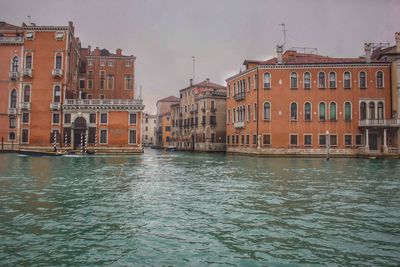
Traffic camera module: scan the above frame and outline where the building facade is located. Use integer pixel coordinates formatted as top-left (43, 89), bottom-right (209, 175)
top-left (142, 113), bottom-right (156, 146)
top-left (155, 96), bottom-right (179, 148)
top-left (170, 79), bottom-right (227, 152)
top-left (226, 43), bottom-right (399, 157)
top-left (0, 21), bottom-right (144, 154)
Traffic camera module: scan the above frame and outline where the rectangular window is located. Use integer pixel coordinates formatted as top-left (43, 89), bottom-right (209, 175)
top-left (100, 113), bottom-right (108, 124)
top-left (88, 79), bottom-right (93, 89)
top-left (246, 135), bottom-right (249, 145)
top-left (290, 134), bottom-right (298, 146)
top-left (263, 134), bottom-right (271, 146)
top-left (9, 132), bottom-right (16, 141)
top-left (330, 135), bottom-right (338, 146)
top-left (253, 134), bottom-right (257, 145)
top-left (25, 54), bottom-right (32, 69)
top-left (64, 113), bottom-right (71, 124)
top-left (211, 133), bottom-right (215, 143)
top-left (355, 134), bottom-right (363, 146)
top-left (107, 60), bottom-right (114, 67)
top-left (22, 112), bottom-right (30, 124)
top-left (100, 71), bottom-right (105, 90)
top-left (129, 130), bottom-right (137, 144)
top-left (52, 113), bottom-right (60, 124)
top-left (304, 134), bottom-right (312, 146)
top-left (87, 59), bottom-right (93, 66)
top-left (125, 75), bottom-right (133, 89)
top-left (129, 113), bottom-right (137, 124)
top-left (90, 113), bottom-right (96, 124)
top-left (227, 136), bottom-right (230, 144)
top-left (9, 117), bottom-right (16, 128)
top-left (165, 126), bottom-right (170, 132)
top-left (79, 79), bottom-right (85, 89)
top-left (319, 135), bottom-right (326, 147)
top-left (100, 60), bottom-right (106, 66)
top-left (22, 129), bottom-right (29, 143)
top-left (241, 135), bottom-right (244, 145)
top-left (125, 60), bottom-right (132, 67)
top-left (344, 134), bottom-right (352, 146)
top-left (100, 129), bottom-right (108, 144)
top-left (107, 75), bottom-right (114, 90)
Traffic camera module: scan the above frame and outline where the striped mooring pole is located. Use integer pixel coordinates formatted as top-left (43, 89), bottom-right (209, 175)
top-left (80, 133), bottom-right (84, 154)
top-left (53, 132), bottom-right (57, 152)
top-left (84, 132), bottom-right (88, 154)
top-left (94, 132), bottom-right (97, 154)
top-left (64, 132), bottom-right (68, 151)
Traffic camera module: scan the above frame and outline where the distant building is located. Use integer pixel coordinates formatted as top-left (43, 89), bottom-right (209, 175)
top-left (155, 96), bottom-right (179, 148)
top-left (226, 41), bottom-right (399, 157)
top-left (170, 79), bottom-right (227, 152)
top-left (142, 113), bottom-right (156, 146)
top-left (0, 21), bottom-right (144, 153)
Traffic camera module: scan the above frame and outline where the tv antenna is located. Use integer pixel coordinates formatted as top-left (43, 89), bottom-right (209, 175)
top-left (279, 23), bottom-right (287, 48)
top-left (28, 15), bottom-right (31, 24)
top-left (192, 56), bottom-right (195, 82)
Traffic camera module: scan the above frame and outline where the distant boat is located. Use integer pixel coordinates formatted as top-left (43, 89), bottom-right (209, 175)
top-left (166, 146), bottom-right (177, 152)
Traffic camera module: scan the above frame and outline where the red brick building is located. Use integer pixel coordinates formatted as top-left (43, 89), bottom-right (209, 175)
top-left (226, 43), bottom-right (399, 157)
top-left (0, 21), bottom-right (144, 153)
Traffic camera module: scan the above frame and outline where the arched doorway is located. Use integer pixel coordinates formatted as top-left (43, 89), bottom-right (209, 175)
top-left (73, 117), bottom-right (87, 149)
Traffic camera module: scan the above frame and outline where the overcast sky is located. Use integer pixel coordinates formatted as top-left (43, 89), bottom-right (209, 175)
top-left (1, 0), bottom-right (399, 113)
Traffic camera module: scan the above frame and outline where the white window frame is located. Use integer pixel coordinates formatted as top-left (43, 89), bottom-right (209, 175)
top-left (100, 112), bottom-right (108, 125)
top-left (376, 70), bottom-right (384, 88)
top-left (304, 133), bottom-right (312, 147)
top-left (99, 129), bottom-right (108, 144)
top-left (289, 133), bottom-right (298, 147)
top-left (303, 72), bottom-right (311, 89)
top-left (129, 129), bottom-right (137, 144)
top-left (344, 134), bottom-right (353, 147)
top-left (343, 71), bottom-right (351, 89)
top-left (52, 112), bottom-right (61, 125)
top-left (129, 113), bottom-right (137, 125)
top-left (21, 129), bottom-right (29, 144)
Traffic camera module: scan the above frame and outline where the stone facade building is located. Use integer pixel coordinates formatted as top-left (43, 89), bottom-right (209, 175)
top-left (226, 42), bottom-right (399, 157)
top-left (142, 113), bottom-right (156, 146)
top-left (0, 21), bottom-right (144, 154)
top-left (170, 79), bottom-right (227, 152)
top-left (155, 96), bottom-right (179, 148)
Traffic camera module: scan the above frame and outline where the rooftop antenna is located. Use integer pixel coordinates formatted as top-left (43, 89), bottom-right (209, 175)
top-left (192, 56), bottom-right (196, 83)
top-left (28, 15), bottom-right (31, 24)
top-left (279, 23), bottom-right (287, 49)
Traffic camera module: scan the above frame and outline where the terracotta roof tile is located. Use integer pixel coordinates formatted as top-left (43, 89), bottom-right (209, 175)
top-left (157, 96), bottom-right (180, 103)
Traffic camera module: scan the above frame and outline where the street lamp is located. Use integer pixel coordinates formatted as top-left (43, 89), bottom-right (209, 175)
top-left (326, 130), bottom-right (330, 161)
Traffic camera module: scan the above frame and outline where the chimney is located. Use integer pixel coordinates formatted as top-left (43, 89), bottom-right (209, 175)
top-left (116, 48), bottom-right (122, 56)
top-left (206, 78), bottom-right (210, 83)
top-left (88, 45), bottom-right (91, 53)
top-left (396, 32), bottom-right (400, 53)
top-left (364, 43), bottom-right (372, 63)
top-left (277, 45), bottom-right (283, 64)
top-left (190, 78), bottom-right (193, 86)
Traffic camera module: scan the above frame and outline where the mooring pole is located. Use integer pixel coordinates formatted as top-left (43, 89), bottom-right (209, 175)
top-left (326, 130), bottom-right (330, 161)
top-left (80, 133), bottom-right (83, 154)
top-left (2, 137), bottom-right (4, 151)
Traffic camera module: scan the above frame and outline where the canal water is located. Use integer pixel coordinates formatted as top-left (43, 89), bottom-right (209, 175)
top-left (0, 149), bottom-right (399, 266)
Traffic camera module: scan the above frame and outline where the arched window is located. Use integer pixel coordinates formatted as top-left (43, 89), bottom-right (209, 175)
top-left (304, 72), bottom-right (311, 89)
top-left (25, 53), bottom-right (32, 69)
top-left (290, 72), bottom-right (298, 89)
top-left (264, 73), bottom-right (271, 89)
top-left (11, 56), bottom-right (19, 72)
top-left (55, 53), bottom-right (62, 69)
top-left (360, 102), bottom-right (367, 120)
top-left (329, 72), bottom-right (336, 88)
top-left (263, 102), bottom-right (271, 120)
top-left (376, 71), bottom-right (384, 88)
top-left (344, 102), bottom-right (352, 121)
top-left (54, 85), bottom-right (61, 102)
top-left (304, 102), bottom-right (311, 121)
top-left (318, 72), bottom-right (325, 88)
top-left (23, 85), bottom-right (31, 102)
top-left (319, 102), bottom-right (326, 120)
top-left (10, 89), bottom-right (17, 108)
top-left (359, 71), bottom-right (367, 89)
top-left (377, 102), bottom-right (384, 119)
top-left (329, 102), bottom-right (337, 120)
top-left (369, 102), bottom-right (375, 119)
top-left (290, 102), bottom-right (297, 120)
top-left (343, 71), bottom-right (351, 89)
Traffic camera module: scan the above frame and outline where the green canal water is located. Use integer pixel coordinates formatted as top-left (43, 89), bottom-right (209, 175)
top-left (0, 149), bottom-right (399, 266)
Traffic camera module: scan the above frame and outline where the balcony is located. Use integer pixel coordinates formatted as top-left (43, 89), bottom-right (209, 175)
top-left (234, 92), bottom-right (245, 101)
top-left (234, 121), bottom-right (245, 128)
top-left (50, 102), bottom-right (61, 110)
top-left (23, 68), bottom-right (33, 77)
top-left (0, 36), bottom-right (24, 44)
top-left (359, 119), bottom-right (400, 128)
top-left (52, 69), bottom-right (63, 77)
top-left (9, 71), bottom-right (19, 80)
top-left (20, 102), bottom-right (31, 110)
top-left (210, 107), bottom-right (217, 113)
top-left (8, 108), bottom-right (17, 116)
top-left (63, 99), bottom-right (145, 111)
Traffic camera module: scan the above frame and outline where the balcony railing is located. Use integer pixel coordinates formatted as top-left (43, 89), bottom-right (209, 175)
top-left (9, 71), bottom-right (19, 80)
top-left (359, 119), bottom-right (400, 127)
top-left (52, 69), bottom-right (63, 77)
top-left (23, 68), bottom-right (33, 77)
top-left (0, 36), bottom-right (24, 44)
top-left (234, 121), bottom-right (245, 128)
top-left (8, 108), bottom-right (17, 116)
top-left (64, 98), bottom-right (144, 108)
top-left (20, 102), bottom-right (31, 110)
top-left (234, 92), bottom-right (245, 101)
top-left (50, 102), bottom-right (61, 110)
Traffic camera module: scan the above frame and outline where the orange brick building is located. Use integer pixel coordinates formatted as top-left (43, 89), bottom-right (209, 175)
top-left (226, 43), bottom-right (400, 157)
top-left (0, 21), bottom-right (144, 153)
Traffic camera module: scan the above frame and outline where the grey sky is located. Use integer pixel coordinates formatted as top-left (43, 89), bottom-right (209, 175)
top-left (1, 0), bottom-right (399, 113)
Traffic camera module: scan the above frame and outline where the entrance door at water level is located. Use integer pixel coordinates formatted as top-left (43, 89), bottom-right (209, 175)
top-left (369, 133), bottom-right (378, 151)
top-left (74, 130), bottom-right (86, 150)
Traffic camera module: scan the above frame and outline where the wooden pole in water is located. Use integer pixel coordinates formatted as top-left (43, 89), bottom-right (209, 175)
top-left (80, 133), bottom-right (83, 154)
top-left (53, 132), bottom-right (57, 152)
top-left (326, 130), bottom-right (330, 161)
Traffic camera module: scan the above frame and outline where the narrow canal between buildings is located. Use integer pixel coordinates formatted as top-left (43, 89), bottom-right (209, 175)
top-left (0, 149), bottom-right (399, 266)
